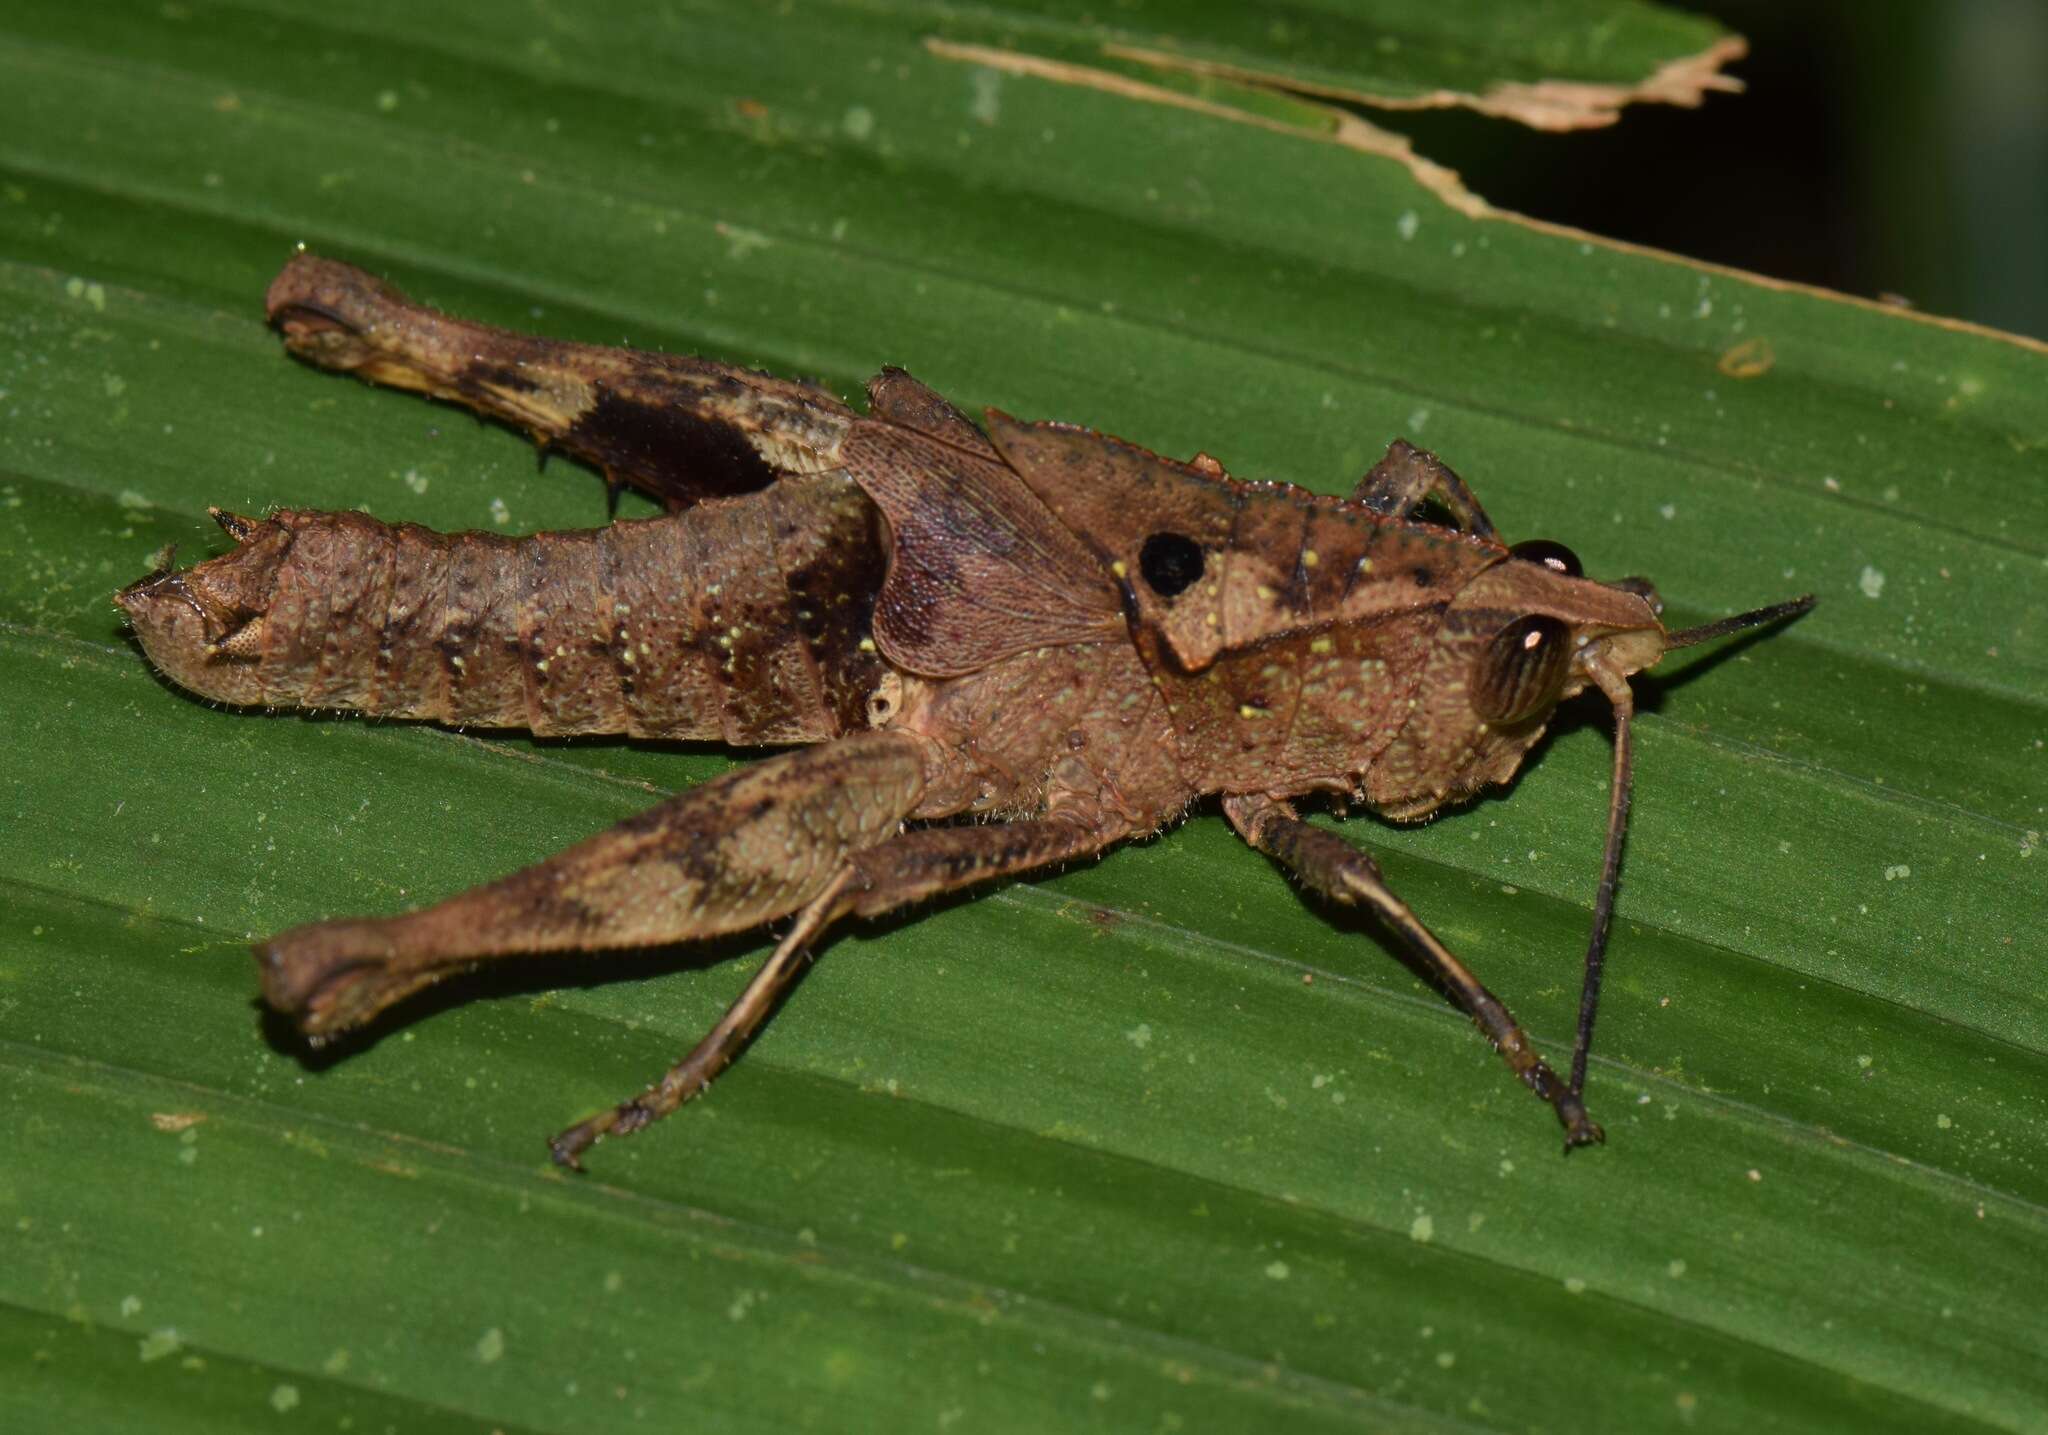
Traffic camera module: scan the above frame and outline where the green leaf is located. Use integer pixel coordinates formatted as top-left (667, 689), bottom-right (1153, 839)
top-left (4, 2), bottom-right (2044, 1432)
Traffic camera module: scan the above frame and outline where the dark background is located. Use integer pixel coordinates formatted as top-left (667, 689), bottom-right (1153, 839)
top-left (1380, 0), bottom-right (2048, 341)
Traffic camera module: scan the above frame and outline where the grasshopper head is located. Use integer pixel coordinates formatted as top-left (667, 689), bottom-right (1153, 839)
top-left (1368, 537), bottom-right (1812, 819)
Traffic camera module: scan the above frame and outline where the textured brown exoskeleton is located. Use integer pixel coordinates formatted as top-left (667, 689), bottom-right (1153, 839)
top-left (119, 254), bottom-right (1814, 1168)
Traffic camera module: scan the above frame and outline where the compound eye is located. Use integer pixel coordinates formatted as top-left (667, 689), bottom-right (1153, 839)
top-left (1471, 614), bottom-right (1572, 725)
top-left (1138, 531), bottom-right (1205, 598)
top-left (1508, 538), bottom-right (1583, 579)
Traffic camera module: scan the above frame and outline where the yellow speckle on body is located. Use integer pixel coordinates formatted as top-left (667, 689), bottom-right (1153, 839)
top-left (1301, 549), bottom-right (1318, 567)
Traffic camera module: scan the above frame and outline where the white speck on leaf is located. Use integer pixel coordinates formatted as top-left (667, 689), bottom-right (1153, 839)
top-left (66, 276), bottom-right (108, 311)
top-left (269, 1384), bottom-right (300, 1413)
top-left (1858, 565), bottom-right (1886, 599)
top-left (474, 1327), bottom-right (505, 1364)
top-left (969, 69), bottom-right (1002, 124)
top-left (1409, 1213), bottom-right (1434, 1244)
top-left (1396, 210), bottom-right (1419, 241)
top-left (1265, 1260), bottom-right (1290, 1280)
top-left (1125, 1022), bottom-right (1152, 1050)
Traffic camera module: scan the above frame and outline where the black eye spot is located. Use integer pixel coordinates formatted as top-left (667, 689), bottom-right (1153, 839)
top-left (1508, 538), bottom-right (1583, 578)
top-left (1139, 531), bottom-right (1205, 598)
top-left (1471, 614), bottom-right (1572, 725)
top-left (1412, 565), bottom-right (1434, 589)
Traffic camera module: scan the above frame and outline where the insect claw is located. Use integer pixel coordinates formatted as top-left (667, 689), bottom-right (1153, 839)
top-left (548, 1109), bottom-right (619, 1171)
top-left (1553, 1084), bottom-right (1606, 1153)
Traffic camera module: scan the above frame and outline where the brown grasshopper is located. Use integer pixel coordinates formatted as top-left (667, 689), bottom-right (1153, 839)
top-left (118, 254), bottom-right (1812, 1169)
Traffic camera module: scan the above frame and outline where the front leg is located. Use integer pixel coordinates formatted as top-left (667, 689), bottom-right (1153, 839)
top-left (1223, 793), bottom-right (1602, 1152)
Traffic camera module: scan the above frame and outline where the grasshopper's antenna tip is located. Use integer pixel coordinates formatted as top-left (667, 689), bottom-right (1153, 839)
top-left (1667, 593), bottom-right (1815, 650)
